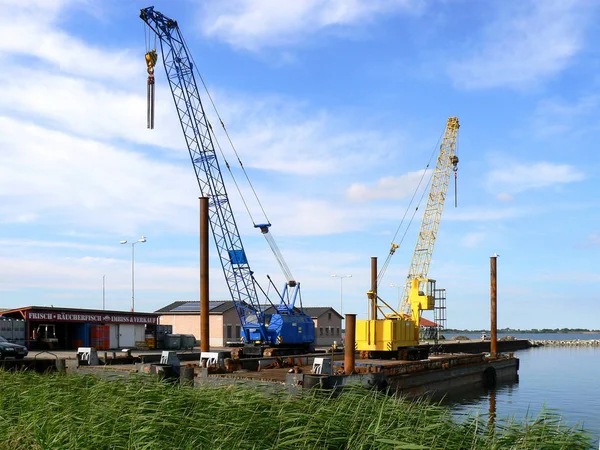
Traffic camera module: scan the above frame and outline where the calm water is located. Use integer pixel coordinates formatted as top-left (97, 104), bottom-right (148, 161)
top-left (438, 335), bottom-right (600, 445)
top-left (443, 332), bottom-right (600, 341)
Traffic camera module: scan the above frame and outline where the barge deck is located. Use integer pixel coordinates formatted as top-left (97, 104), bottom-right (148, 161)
top-left (198, 351), bottom-right (519, 398)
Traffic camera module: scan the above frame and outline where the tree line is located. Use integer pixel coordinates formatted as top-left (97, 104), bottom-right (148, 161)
top-left (444, 327), bottom-right (600, 334)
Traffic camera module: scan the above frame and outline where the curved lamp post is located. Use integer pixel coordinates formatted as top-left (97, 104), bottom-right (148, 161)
top-left (120, 236), bottom-right (147, 312)
top-left (389, 282), bottom-right (402, 305)
top-left (331, 274), bottom-right (352, 316)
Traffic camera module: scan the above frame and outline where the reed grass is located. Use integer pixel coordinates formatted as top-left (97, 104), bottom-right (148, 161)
top-left (0, 371), bottom-right (593, 449)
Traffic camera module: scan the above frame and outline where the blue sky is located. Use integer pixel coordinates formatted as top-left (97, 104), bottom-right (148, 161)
top-left (1, 0), bottom-right (599, 330)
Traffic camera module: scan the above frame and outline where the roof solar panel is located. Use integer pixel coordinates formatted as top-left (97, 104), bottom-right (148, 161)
top-left (170, 301), bottom-right (225, 312)
top-left (209, 301), bottom-right (225, 310)
top-left (172, 302), bottom-right (199, 312)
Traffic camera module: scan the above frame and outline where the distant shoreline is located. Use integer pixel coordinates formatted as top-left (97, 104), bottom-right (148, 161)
top-left (444, 329), bottom-right (600, 334)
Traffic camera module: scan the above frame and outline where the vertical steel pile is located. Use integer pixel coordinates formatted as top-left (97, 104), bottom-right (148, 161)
top-left (344, 314), bottom-right (356, 375)
top-left (200, 197), bottom-right (210, 353)
top-left (490, 255), bottom-right (498, 358)
top-left (370, 257), bottom-right (378, 320)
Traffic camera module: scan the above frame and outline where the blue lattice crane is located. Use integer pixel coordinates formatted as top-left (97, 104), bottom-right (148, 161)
top-left (140, 6), bottom-right (315, 355)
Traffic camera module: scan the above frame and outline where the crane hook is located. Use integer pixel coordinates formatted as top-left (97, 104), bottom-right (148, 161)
top-left (145, 50), bottom-right (157, 74)
top-left (451, 155), bottom-right (459, 207)
top-left (145, 50), bottom-right (157, 129)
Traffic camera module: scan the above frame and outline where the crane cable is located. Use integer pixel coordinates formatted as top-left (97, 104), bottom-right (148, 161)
top-left (180, 34), bottom-right (271, 228)
top-left (180, 34), bottom-right (296, 283)
top-left (454, 134), bottom-right (460, 208)
top-left (144, 23), bottom-right (156, 52)
top-left (376, 128), bottom-right (445, 287)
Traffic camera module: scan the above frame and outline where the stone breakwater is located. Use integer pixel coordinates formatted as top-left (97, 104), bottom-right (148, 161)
top-left (530, 339), bottom-right (600, 347)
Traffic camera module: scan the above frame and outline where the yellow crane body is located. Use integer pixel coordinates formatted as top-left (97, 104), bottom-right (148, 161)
top-left (356, 116), bottom-right (459, 359)
top-left (355, 317), bottom-right (417, 352)
top-left (356, 278), bottom-right (436, 355)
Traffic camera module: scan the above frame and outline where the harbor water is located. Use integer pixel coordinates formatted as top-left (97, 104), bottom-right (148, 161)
top-left (440, 333), bottom-right (600, 444)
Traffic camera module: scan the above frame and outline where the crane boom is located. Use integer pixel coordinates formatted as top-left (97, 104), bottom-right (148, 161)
top-left (400, 117), bottom-right (459, 314)
top-left (356, 117), bottom-right (460, 359)
top-left (140, 7), bottom-right (314, 349)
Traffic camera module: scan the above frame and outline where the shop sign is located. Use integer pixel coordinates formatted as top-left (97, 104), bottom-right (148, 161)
top-left (25, 310), bottom-right (157, 324)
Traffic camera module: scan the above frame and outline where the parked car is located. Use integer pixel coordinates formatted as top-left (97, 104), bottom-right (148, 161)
top-left (0, 336), bottom-right (28, 360)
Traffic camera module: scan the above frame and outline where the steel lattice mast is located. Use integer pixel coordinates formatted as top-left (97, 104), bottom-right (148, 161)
top-left (400, 117), bottom-right (459, 314)
top-left (140, 7), bottom-right (269, 342)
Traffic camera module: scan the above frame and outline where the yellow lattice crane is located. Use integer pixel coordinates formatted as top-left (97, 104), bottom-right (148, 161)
top-left (355, 117), bottom-right (460, 360)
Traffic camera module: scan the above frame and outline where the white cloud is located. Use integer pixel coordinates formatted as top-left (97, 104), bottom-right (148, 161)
top-left (0, 253), bottom-right (216, 299)
top-left (0, 0), bottom-right (71, 10)
top-left (0, 239), bottom-right (115, 254)
top-left (0, 1), bottom-right (184, 154)
top-left (445, 207), bottom-right (524, 222)
top-left (269, 199), bottom-right (362, 236)
top-left (0, 0), bottom-right (138, 82)
top-left (448, 0), bottom-right (593, 89)
top-left (587, 234), bottom-right (600, 247)
top-left (0, 0), bottom-right (407, 193)
top-left (532, 94), bottom-right (600, 138)
top-left (199, 0), bottom-right (420, 51)
top-left (346, 170), bottom-right (429, 202)
top-left (461, 232), bottom-right (486, 248)
top-left (0, 63), bottom-right (401, 177)
top-left (0, 68), bottom-right (182, 151)
top-left (0, 117), bottom-right (198, 234)
top-left (487, 161), bottom-right (585, 194)
top-left (210, 94), bottom-right (402, 176)
top-left (496, 193), bottom-right (514, 202)
top-left (0, 114), bottom-right (403, 241)
top-left (534, 271), bottom-right (600, 283)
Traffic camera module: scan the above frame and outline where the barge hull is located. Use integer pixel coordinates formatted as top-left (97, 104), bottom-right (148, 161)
top-left (287, 354), bottom-right (519, 398)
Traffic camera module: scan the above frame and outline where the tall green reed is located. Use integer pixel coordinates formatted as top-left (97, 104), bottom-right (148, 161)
top-left (0, 371), bottom-right (593, 450)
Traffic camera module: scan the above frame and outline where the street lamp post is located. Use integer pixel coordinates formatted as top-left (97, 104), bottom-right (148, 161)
top-left (390, 282), bottom-right (403, 305)
top-left (120, 236), bottom-right (147, 312)
top-left (331, 274), bottom-right (352, 316)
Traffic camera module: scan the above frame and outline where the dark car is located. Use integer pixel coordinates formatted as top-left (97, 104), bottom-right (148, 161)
top-left (0, 336), bottom-right (28, 360)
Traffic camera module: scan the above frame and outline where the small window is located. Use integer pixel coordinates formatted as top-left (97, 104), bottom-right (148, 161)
top-left (328, 312), bottom-right (332, 320)
top-left (226, 325), bottom-right (232, 339)
top-left (336, 327), bottom-right (340, 336)
top-left (235, 325), bottom-right (241, 339)
top-left (320, 327), bottom-right (323, 336)
top-left (325, 328), bottom-right (329, 335)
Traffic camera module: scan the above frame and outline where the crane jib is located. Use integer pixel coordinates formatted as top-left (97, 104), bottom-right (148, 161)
top-left (400, 117), bottom-right (459, 313)
top-left (140, 6), bottom-right (315, 350)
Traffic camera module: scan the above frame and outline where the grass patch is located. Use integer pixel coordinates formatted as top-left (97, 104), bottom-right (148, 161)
top-left (0, 371), bottom-right (593, 449)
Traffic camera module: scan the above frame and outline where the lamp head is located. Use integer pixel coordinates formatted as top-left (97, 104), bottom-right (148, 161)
top-left (120, 240), bottom-right (127, 244)
top-left (139, 236), bottom-right (147, 243)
